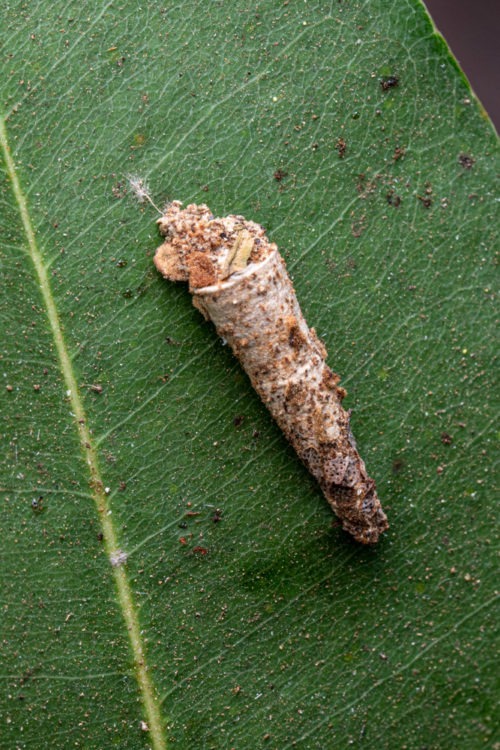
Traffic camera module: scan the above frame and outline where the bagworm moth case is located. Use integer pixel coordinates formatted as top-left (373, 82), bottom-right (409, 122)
top-left (154, 201), bottom-right (388, 544)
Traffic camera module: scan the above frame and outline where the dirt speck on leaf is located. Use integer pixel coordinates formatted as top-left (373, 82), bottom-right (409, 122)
top-left (212, 509), bottom-right (223, 523)
top-left (418, 195), bottom-right (432, 209)
top-left (387, 191), bottom-right (402, 208)
top-left (392, 458), bottom-right (405, 474)
top-left (335, 138), bottom-right (346, 158)
top-left (380, 75), bottom-right (399, 91)
top-left (273, 169), bottom-right (288, 182)
top-left (459, 153), bottom-right (475, 169)
top-left (351, 215), bottom-right (366, 237)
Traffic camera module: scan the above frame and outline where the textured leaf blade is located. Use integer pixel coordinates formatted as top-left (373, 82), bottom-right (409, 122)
top-left (1, 1), bottom-right (498, 748)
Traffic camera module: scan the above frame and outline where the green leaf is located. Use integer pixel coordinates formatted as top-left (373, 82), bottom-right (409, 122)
top-left (1, 1), bottom-right (498, 747)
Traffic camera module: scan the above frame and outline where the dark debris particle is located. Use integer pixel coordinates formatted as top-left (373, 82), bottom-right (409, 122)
top-left (392, 458), bottom-right (405, 475)
top-left (392, 146), bottom-right (405, 161)
top-left (440, 432), bottom-right (453, 445)
top-left (212, 509), bottom-right (223, 523)
top-left (31, 496), bottom-right (44, 513)
top-left (233, 415), bottom-right (245, 427)
top-left (335, 138), bottom-right (346, 158)
top-left (273, 169), bottom-right (288, 182)
top-left (112, 182), bottom-right (127, 199)
top-left (418, 195), bottom-right (432, 209)
top-left (116, 259), bottom-right (128, 268)
top-left (459, 153), bottom-right (475, 169)
top-left (356, 173), bottom-right (365, 193)
top-left (178, 522), bottom-right (188, 529)
top-left (380, 75), bottom-right (399, 91)
top-left (386, 191), bottom-right (401, 208)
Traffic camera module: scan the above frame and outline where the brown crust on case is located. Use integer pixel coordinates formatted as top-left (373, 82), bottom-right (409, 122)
top-left (187, 252), bottom-right (217, 289)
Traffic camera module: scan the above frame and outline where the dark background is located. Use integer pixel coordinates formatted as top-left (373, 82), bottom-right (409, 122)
top-left (424, 0), bottom-right (499, 131)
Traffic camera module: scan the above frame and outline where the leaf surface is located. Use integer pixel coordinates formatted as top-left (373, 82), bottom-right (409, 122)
top-left (1, 1), bottom-right (498, 747)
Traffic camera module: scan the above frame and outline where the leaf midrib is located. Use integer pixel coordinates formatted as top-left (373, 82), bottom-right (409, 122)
top-left (0, 112), bottom-right (167, 750)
